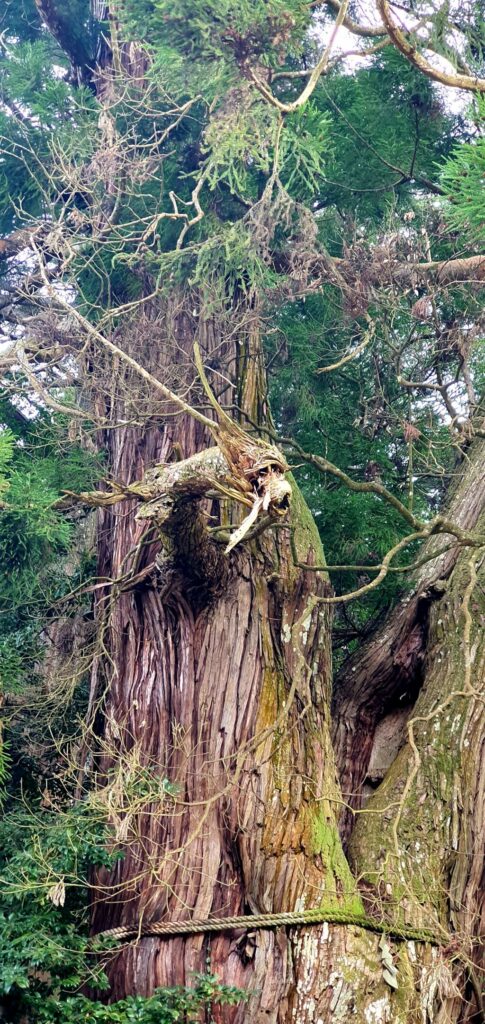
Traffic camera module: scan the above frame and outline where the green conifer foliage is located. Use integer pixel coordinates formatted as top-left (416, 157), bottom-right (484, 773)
top-left (0, 409), bottom-right (98, 689)
top-left (441, 98), bottom-right (485, 244)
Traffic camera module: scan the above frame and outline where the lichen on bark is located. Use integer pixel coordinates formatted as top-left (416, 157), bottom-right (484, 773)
top-left (348, 517), bottom-right (485, 1016)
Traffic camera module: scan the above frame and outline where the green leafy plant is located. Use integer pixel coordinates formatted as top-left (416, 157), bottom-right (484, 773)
top-left (0, 803), bottom-right (246, 1022)
top-left (27, 975), bottom-right (246, 1023)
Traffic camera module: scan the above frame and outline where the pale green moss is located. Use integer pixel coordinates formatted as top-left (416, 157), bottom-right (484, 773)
top-left (393, 945), bottom-right (420, 1018)
top-left (311, 809), bottom-right (364, 912)
top-left (288, 475), bottom-right (327, 571)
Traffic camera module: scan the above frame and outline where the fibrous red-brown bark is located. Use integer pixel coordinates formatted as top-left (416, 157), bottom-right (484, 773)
top-left (85, 306), bottom-right (364, 1021)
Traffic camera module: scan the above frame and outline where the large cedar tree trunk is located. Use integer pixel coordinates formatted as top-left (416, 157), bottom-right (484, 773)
top-left (86, 307), bottom-right (353, 1020)
top-left (85, 300), bottom-right (484, 1022)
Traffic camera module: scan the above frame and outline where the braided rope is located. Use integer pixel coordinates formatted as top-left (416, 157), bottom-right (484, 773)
top-left (95, 907), bottom-right (444, 946)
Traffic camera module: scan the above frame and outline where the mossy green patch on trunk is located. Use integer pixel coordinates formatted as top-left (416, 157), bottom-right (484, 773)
top-left (309, 805), bottom-right (364, 911)
top-left (289, 476), bottom-right (327, 573)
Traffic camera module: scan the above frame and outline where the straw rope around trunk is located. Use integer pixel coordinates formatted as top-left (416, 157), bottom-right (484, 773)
top-left (94, 906), bottom-right (445, 946)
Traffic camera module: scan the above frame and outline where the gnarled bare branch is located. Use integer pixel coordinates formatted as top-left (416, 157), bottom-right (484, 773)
top-left (376, 0), bottom-right (485, 92)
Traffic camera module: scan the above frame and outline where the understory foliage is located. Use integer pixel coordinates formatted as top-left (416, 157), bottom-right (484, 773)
top-left (0, 806), bottom-right (243, 1020)
top-left (0, 414), bottom-right (102, 1020)
top-left (0, 0), bottom-right (484, 1020)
